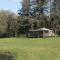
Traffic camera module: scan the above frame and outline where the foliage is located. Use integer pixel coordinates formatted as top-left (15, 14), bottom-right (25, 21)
top-left (29, 0), bottom-right (48, 16)
top-left (0, 10), bottom-right (18, 37)
top-left (17, 17), bottom-right (31, 34)
top-left (0, 0), bottom-right (60, 37)
top-left (18, 0), bottom-right (48, 34)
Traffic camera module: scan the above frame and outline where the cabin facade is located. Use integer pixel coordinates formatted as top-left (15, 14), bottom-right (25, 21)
top-left (27, 28), bottom-right (54, 38)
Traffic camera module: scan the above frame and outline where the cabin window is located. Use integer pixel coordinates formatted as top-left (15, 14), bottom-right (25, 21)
top-left (45, 31), bottom-right (48, 33)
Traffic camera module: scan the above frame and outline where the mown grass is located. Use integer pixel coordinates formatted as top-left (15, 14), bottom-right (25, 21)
top-left (0, 37), bottom-right (60, 60)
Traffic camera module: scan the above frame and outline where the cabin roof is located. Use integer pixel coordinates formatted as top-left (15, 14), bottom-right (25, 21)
top-left (29, 28), bottom-right (52, 32)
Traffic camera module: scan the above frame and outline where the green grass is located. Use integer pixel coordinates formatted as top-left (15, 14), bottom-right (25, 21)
top-left (0, 37), bottom-right (60, 60)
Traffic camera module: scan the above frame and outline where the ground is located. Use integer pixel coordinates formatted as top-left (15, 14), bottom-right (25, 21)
top-left (0, 37), bottom-right (60, 60)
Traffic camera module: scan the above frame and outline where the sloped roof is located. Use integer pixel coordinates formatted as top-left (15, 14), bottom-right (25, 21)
top-left (29, 28), bottom-right (51, 31)
top-left (38, 28), bottom-right (50, 31)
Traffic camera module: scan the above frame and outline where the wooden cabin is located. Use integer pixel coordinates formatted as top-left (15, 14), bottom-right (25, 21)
top-left (27, 28), bottom-right (54, 38)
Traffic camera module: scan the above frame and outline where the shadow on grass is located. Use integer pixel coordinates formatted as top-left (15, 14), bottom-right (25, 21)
top-left (0, 51), bottom-right (16, 60)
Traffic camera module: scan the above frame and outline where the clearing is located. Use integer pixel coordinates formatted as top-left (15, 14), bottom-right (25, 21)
top-left (0, 37), bottom-right (60, 60)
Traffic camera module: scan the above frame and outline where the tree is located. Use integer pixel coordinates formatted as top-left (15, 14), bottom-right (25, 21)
top-left (50, 13), bottom-right (60, 35)
top-left (17, 17), bottom-right (31, 34)
top-left (0, 10), bottom-right (18, 37)
top-left (18, 0), bottom-right (48, 32)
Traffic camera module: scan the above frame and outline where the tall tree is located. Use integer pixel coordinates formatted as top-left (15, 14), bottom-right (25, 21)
top-left (18, 0), bottom-right (48, 33)
top-left (0, 10), bottom-right (18, 37)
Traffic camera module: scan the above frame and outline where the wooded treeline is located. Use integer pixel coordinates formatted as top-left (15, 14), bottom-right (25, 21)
top-left (0, 0), bottom-right (60, 37)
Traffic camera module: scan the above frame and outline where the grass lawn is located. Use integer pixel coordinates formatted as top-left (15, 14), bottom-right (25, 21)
top-left (0, 37), bottom-right (60, 60)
